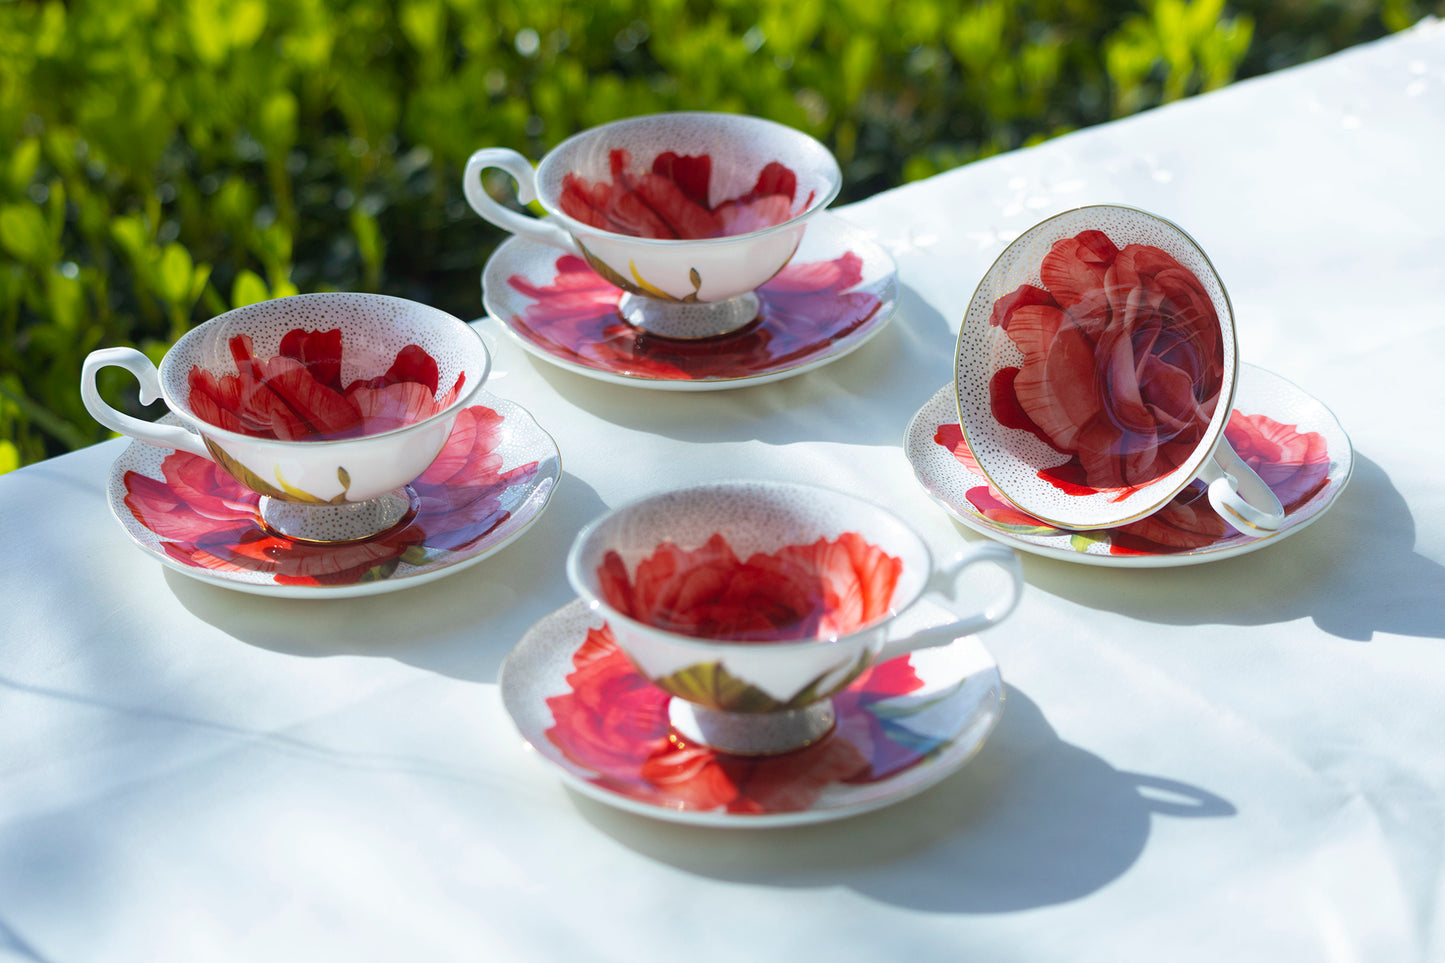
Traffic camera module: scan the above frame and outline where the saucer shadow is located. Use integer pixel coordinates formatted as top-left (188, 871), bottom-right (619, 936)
top-left (570, 687), bottom-right (1234, 914)
top-left (163, 471), bottom-right (610, 684)
top-left (522, 282), bottom-right (955, 449)
top-left (1020, 453), bottom-right (1445, 642)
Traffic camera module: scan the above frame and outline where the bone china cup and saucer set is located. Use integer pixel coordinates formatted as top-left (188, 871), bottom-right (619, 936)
top-left (81, 113), bottom-right (1352, 823)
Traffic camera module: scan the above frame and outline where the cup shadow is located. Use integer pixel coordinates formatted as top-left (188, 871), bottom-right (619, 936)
top-left (1018, 453), bottom-right (1444, 642)
top-left (569, 687), bottom-right (1234, 914)
top-left (162, 471), bottom-right (610, 684)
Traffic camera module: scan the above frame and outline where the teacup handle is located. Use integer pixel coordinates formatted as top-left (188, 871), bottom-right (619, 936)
top-left (1199, 439), bottom-right (1284, 535)
top-left (81, 347), bottom-right (210, 459)
top-left (879, 542), bottom-right (1023, 661)
top-left (463, 148), bottom-right (581, 256)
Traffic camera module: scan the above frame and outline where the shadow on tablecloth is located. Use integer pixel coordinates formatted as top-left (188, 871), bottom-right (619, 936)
top-left (569, 686), bottom-right (1234, 913)
top-left (1020, 454), bottom-right (1444, 642)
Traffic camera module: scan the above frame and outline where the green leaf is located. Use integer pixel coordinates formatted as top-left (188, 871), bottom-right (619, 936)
top-left (0, 204), bottom-right (52, 267)
top-left (5, 139), bottom-right (41, 197)
top-left (231, 270), bottom-right (269, 308)
top-left (256, 90), bottom-right (299, 155)
top-left (45, 270), bottom-right (86, 332)
top-left (156, 243), bottom-right (195, 305)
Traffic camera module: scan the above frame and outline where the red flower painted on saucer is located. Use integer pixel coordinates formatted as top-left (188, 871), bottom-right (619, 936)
top-left (544, 625), bottom-right (929, 814)
top-left (595, 531), bottom-right (903, 643)
top-left (505, 251), bottom-right (881, 380)
top-left (186, 328), bottom-right (465, 441)
top-left (989, 230), bottom-right (1225, 493)
top-left (934, 410), bottom-right (1330, 556)
top-left (122, 406), bottom-right (537, 586)
top-left (559, 149), bottom-right (807, 240)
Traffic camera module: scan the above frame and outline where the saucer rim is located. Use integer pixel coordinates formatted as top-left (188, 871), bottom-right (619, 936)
top-left (499, 599), bottom-right (1004, 829)
top-left (105, 391), bottom-right (561, 599)
top-left (480, 211), bottom-right (899, 392)
top-left (905, 363), bottom-right (1353, 569)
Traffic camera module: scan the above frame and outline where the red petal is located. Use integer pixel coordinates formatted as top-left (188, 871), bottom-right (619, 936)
top-left (989, 284), bottom-right (1057, 331)
top-left (1040, 230), bottom-right (1118, 312)
top-left (714, 194), bottom-right (793, 236)
top-left (278, 328), bottom-right (344, 392)
top-left (650, 151), bottom-right (712, 207)
top-left (558, 173), bottom-right (617, 231)
top-left (626, 173), bottom-right (723, 239)
top-left (255, 356), bottom-right (364, 439)
top-left (747, 162), bottom-right (797, 202)
top-left (346, 382), bottom-right (442, 435)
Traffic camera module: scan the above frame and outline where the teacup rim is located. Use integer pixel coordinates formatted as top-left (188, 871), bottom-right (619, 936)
top-left (565, 479), bottom-right (933, 652)
top-left (157, 292), bottom-right (491, 448)
top-left (532, 110), bottom-right (843, 246)
top-left (953, 202), bottom-right (1241, 530)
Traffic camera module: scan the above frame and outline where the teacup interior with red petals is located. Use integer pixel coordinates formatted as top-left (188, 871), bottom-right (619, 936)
top-left (573, 483), bottom-right (929, 645)
top-left (162, 294), bottom-right (485, 442)
top-left (955, 206), bottom-right (1238, 531)
top-left (538, 113), bottom-right (840, 241)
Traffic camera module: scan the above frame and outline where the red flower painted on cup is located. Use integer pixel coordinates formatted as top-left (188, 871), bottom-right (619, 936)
top-left (989, 231), bottom-right (1224, 493)
top-left (559, 149), bottom-right (808, 240)
top-left (186, 328), bottom-right (465, 441)
top-left (597, 531), bottom-right (902, 643)
top-left (122, 406), bottom-right (537, 586)
top-left (506, 251), bottom-right (881, 380)
top-left (544, 625), bottom-right (928, 814)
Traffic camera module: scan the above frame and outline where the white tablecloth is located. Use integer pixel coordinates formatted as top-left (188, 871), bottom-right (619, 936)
top-left (2, 23), bottom-right (1443, 963)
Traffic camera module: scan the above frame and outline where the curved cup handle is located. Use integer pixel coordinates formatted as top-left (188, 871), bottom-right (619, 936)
top-left (879, 542), bottom-right (1023, 662)
top-left (463, 148), bottom-right (580, 255)
top-left (80, 347), bottom-right (210, 459)
top-left (1199, 439), bottom-right (1284, 535)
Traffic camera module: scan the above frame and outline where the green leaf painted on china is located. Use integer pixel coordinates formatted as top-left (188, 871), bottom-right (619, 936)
top-left (1070, 531), bottom-right (1109, 553)
top-left (653, 651), bottom-right (865, 713)
top-left (399, 545), bottom-right (431, 566)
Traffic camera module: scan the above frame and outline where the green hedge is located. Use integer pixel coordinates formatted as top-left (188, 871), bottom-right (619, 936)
top-left (0, 0), bottom-right (1431, 470)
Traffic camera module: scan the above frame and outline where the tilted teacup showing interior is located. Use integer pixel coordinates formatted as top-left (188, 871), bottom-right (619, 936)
top-left (566, 481), bottom-right (1023, 756)
top-left (465, 111), bottom-right (842, 340)
top-left (81, 293), bottom-right (490, 543)
top-left (954, 204), bottom-right (1285, 536)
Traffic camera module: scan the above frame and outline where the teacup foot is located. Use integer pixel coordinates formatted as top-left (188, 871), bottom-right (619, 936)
top-left (668, 698), bottom-right (836, 756)
top-left (617, 291), bottom-right (760, 340)
top-left (259, 486), bottom-right (418, 544)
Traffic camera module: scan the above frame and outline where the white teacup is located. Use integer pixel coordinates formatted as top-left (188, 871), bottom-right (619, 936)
top-left (81, 293), bottom-right (490, 542)
top-left (566, 481), bottom-right (1023, 755)
top-left (465, 112), bottom-right (842, 339)
top-left (955, 205), bottom-right (1285, 536)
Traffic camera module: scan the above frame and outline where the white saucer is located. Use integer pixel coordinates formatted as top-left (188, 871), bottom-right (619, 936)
top-left (107, 392), bottom-right (560, 597)
top-left (500, 600), bottom-right (1003, 828)
top-left (906, 364), bottom-right (1353, 567)
top-left (481, 212), bottom-right (898, 390)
